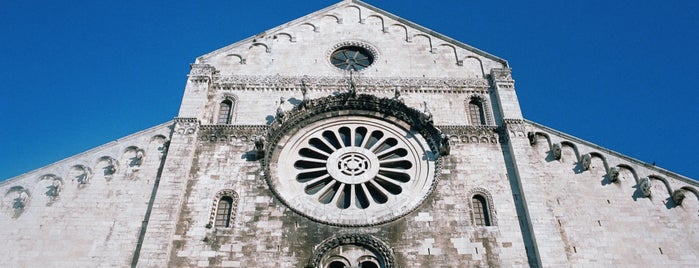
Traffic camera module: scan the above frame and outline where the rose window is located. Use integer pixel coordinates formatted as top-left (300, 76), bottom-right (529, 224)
top-left (269, 115), bottom-right (436, 226)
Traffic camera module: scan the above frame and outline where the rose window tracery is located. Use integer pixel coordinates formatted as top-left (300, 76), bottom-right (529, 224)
top-left (269, 115), bottom-right (436, 226)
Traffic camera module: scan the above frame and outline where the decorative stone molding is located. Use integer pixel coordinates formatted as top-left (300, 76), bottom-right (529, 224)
top-left (437, 125), bottom-right (499, 144)
top-left (262, 93), bottom-right (443, 226)
top-left (609, 167), bottom-right (620, 183)
top-left (308, 233), bottom-right (395, 268)
top-left (198, 125), bottom-right (268, 143)
top-left (6, 186), bottom-right (30, 218)
top-left (189, 64), bottom-right (216, 83)
top-left (671, 189), bottom-right (685, 205)
top-left (639, 177), bottom-right (652, 197)
top-left (467, 187), bottom-right (498, 226)
top-left (40, 174), bottom-right (64, 202)
top-left (552, 143), bottom-right (562, 160)
top-left (206, 189), bottom-right (239, 229)
top-left (491, 68), bottom-right (513, 82)
top-left (174, 117), bottom-right (199, 136)
top-left (581, 154), bottom-right (592, 171)
top-left (527, 132), bottom-right (537, 145)
top-left (212, 74), bottom-right (490, 91)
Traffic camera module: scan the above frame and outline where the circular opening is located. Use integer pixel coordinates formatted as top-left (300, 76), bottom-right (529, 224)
top-left (270, 115), bottom-right (437, 226)
top-left (330, 46), bottom-right (374, 71)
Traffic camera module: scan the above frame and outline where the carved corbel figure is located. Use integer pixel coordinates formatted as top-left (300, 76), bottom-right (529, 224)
top-left (300, 81), bottom-right (310, 109)
top-left (393, 87), bottom-right (404, 103)
top-left (13, 191), bottom-right (29, 211)
top-left (672, 189), bottom-right (686, 205)
top-left (422, 101), bottom-right (433, 125)
top-left (135, 151), bottom-right (145, 167)
top-left (551, 143), bottom-right (562, 160)
top-left (608, 167), bottom-right (620, 182)
top-left (527, 132), bottom-right (537, 146)
top-left (439, 134), bottom-right (450, 156)
top-left (581, 154), bottom-right (592, 171)
top-left (105, 158), bottom-right (118, 175)
top-left (254, 136), bottom-right (266, 160)
top-left (276, 97), bottom-right (286, 124)
top-left (46, 180), bottom-right (63, 200)
top-left (639, 177), bottom-right (651, 197)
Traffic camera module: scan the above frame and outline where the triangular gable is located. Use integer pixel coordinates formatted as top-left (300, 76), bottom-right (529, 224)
top-left (195, 0), bottom-right (507, 78)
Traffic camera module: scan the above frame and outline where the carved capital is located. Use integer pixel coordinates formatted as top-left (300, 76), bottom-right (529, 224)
top-left (491, 68), bottom-right (513, 82)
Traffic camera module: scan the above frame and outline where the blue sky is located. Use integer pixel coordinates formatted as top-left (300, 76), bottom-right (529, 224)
top-left (0, 0), bottom-right (697, 180)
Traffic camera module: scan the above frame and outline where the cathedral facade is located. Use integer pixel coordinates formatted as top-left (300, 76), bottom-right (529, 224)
top-left (1, 1), bottom-right (697, 267)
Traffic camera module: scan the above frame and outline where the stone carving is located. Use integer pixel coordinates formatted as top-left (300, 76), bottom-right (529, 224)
top-left (41, 174), bottom-right (64, 202)
top-left (491, 68), bottom-right (513, 82)
top-left (261, 93), bottom-right (443, 226)
top-left (71, 165), bottom-right (92, 186)
top-left (552, 143), bottom-right (562, 160)
top-left (213, 75), bottom-right (490, 91)
top-left (466, 187), bottom-right (499, 226)
top-left (392, 87), bottom-right (404, 103)
top-left (609, 167), bottom-right (620, 183)
top-left (206, 189), bottom-right (239, 229)
top-left (527, 132), bottom-right (537, 145)
top-left (438, 125), bottom-right (500, 144)
top-left (639, 177), bottom-right (652, 197)
top-left (308, 233), bottom-right (395, 268)
top-left (439, 134), bottom-right (451, 156)
top-left (174, 117), bottom-right (199, 135)
top-left (672, 189), bottom-right (686, 205)
top-left (421, 101), bottom-right (433, 125)
top-left (199, 125), bottom-right (268, 143)
top-left (276, 97), bottom-right (286, 124)
top-left (253, 136), bottom-right (266, 160)
top-left (6, 186), bottom-right (30, 218)
top-left (581, 154), bottom-right (592, 171)
top-left (300, 80), bottom-right (310, 109)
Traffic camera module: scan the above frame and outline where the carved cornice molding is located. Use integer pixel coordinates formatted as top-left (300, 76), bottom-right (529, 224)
top-left (438, 125), bottom-right (500, 144)
top-left (198, 125), bottom-right (268, 143)
top-left (174, 117), bottom-right (199, 136)
top-left (211, 75), bottom-right (490, 92)
top-left (491, 68), bottom-right (513, 83)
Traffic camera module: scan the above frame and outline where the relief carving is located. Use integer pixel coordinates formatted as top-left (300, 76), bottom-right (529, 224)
top-left (581, 154), bottom-right (592, 171)
top-left (639, 177), bottom-right (652, 197)
top-left (609, 167), bottom-right (620, 183)
top-left (6, 186), bottom-right (30, 218)
top-left (41, 174), bottom-right (64, 204)
top-left (672, 189), bottom-right (686, 205)
top-left (552, 143), bottom-right (562, 160)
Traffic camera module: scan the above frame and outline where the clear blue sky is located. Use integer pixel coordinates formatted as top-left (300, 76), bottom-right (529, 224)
top-left (1, 0), bottom-right (697, 180)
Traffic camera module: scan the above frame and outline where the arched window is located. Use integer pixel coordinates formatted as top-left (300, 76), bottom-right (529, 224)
top-left (469, 99), bottom-right (486, 125)
top-left (215, 196), bottom-right (233, 228)
top-left (472, 195), bottom-right (491, 226)
top-left (217, 100), bottom-right (234, 124)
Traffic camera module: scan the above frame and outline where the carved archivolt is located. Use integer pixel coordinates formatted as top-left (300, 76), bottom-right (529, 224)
top-left (467, 187), bottom-right (498, 226)
top-left (207, 189), bottom-right (239, 229)
top-left (308, 233), bottom-right (395, 268)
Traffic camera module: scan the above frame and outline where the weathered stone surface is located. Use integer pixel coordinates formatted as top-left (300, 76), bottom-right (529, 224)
top-left (1, 1), bottom-right (697, 267)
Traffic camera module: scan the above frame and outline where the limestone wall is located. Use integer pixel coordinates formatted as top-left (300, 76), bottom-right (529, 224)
top-left (513, 121), bottom-right (698, 267)
top-left (166, 123), bottom-right (530, 267)
top-left (0, 122), bottom-right (173, 267)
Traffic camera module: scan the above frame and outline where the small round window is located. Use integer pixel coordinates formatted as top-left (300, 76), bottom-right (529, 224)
top-left (330, 46), bottom-right (374, 71)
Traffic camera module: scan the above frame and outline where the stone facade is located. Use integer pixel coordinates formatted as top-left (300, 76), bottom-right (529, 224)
top-left (0, 1), bottom-right (696, 267)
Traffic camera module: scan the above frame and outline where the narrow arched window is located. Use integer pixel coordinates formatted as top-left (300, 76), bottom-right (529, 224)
top-left (217, 100), bottom-right (233, 124)
top-left (215, 196), bottom-right (233, 228)
top-left (472, 195), bottom-right (491, 226)
top-left (469, 100), bottom-right (486, 125)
